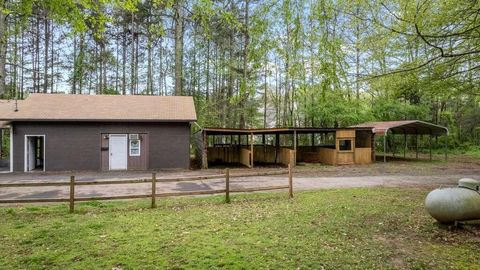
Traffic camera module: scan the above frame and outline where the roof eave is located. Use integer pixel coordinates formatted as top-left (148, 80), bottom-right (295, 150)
top-left (3, 119), bottom-right (197, 123)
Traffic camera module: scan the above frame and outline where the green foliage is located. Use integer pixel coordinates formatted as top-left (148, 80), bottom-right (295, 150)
top-left (0, 129), bottom-right (9, 160)
top-left (99, 88), bottom-right (119, 95)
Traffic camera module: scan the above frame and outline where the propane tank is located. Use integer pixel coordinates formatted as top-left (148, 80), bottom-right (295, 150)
top-left (425, 178), bottom-right (480, 224)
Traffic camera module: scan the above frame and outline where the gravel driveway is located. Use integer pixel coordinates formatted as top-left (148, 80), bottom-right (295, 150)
top-left (0, 167), bottom-right (477, 202)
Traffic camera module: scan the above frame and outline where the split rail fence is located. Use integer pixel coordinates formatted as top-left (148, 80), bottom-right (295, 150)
top-left (0, 165), bottom-right (294, 212)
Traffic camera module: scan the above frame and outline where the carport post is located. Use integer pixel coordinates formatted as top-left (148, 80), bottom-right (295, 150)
top-left (429, 135), bottom-right (433, 161)
top-left (445, 135), bottom-right (448, 161)
top-left (415, 134), bottom-right (419, 159)
top-left (250, 133), bottom-right (254, 168)
top-left (293, 130), bottom-right (297, 165)
top-left (392, 135), bottom-right (395, 158)
top-left (403, 133), bottom-right (407, 158)
top-left (383, 133), bottom-right (387, 163)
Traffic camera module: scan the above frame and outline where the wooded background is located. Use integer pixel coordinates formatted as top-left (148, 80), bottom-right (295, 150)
top-left (0, 0), bottom-right (479, 148)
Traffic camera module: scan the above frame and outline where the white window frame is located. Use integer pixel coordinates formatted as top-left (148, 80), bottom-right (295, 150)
top-left (129, 136), bottom-right (141, 157)
top-left (24, 134), bottom-right (46, 172)
top-left (337, 138), bottom-right (354, 153)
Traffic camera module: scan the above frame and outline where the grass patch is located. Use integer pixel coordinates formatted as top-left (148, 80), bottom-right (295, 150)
top-left (1, 188), bottom-right (480, 269)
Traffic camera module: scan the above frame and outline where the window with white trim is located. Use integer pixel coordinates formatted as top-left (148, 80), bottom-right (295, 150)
top-left (338, 139), bottom-right (353, 151)
top-left (129, 135), bottom-right (141, 156)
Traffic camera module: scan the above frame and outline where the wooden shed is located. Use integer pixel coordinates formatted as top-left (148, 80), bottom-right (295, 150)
top-left (194, 127), bottom-right (374, 169)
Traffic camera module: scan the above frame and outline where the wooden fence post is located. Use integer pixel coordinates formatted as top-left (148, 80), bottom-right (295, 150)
top-left (151, 173), bottom-right (157, 208)
top-left (288, 164), bottom-right (293, 198)
top-left (225, 168), bottom-right (230, 203)
top-left (69, 176), bottom-right (75, 213)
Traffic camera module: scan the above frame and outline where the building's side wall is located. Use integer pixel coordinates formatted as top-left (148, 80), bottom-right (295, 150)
top-left (335, 129), bottom-right (355, 165)
top-left (12, 122), bottom-right (190, 171)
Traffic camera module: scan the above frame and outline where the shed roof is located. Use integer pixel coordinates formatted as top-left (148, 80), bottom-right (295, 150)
top-left (351, 120), bottom-right (448, 136)
top-left (201, 127), bottom-right (371, 135)
top-left (0, 94), bottom-right (197, 122)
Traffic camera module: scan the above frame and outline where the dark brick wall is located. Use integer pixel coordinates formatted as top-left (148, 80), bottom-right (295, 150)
top-left (12, 122), bottom-right (190, 171)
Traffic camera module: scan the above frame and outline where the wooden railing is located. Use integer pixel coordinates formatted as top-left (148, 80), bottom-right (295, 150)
top-left (0, 165), bottom-right (294, 212)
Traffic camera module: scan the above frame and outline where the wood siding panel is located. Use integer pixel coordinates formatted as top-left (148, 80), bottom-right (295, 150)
top-left (240, 148), bottom-right (251, 167)
top-left (337, 152), bottom-right (354, 165)
top-left (127, 134), bottom-right (148, 170)
top-left (207, 146), bottom-right (240, 164)
top-left (279, 148), bottom-right (295, 167)
top-left (12, 122), bottom-right (190, 171)
top-left (336, 129), bottom-right (356, 138)
top-left (318, 147), bottom-right (337, 165)
top-left (355, 148), bottom-right (372, 164)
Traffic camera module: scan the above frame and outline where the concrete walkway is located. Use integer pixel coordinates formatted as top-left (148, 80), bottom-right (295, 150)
top-left (0, 171), bottom-right (477, 202)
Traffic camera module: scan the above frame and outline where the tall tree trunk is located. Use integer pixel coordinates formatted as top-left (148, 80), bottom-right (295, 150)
top-left (20, 26), bottom-right (24, 99)
top-left (239, 0), bottom-right (249, 129)
top-left (174, 0), bottom-right (184, 96)
top-left (135, 32), bottom-right (139, 94)
top-left (115, 36), bottom-right (119, 94)
top-left (0, 0), bottom-right (6, 97)
top-left (34, 14), bottom-right (40, 93)
top-left (158, 38), bottom-right (163, 95)
top-left (147, 40), bottom-right (152, 95)
top-left (263, 57), bottom-right (267, 128)
top-left (205, 39), bottom-right (210, 100)
top-left (12, 14), bottom-right (17, 98)
top-left (102, 43), bottom-right (107, 93)
top-left (130, 12), bottom-right (135, 95)
top-left (50, 23), bottom-right (54, 93)
top-left (72, 34), bottom-right (77, 94)
top-left (122, 27), bottom-right (126, 95)
top-left (43, 13), bottom-right (49, 93)
top-left (78, 33), bottom-right (84, 94)
top-left (355, 6), bottom-right (360, 100)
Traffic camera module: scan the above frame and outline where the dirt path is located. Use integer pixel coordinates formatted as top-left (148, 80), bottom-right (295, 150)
top-left (0, 155), bottom-right (478, 202)
top-left (0, 172), bottom-right (477, 202)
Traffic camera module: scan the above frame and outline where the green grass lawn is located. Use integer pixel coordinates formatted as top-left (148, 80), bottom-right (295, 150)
top-left (1, 188), bottom-right (479, 269)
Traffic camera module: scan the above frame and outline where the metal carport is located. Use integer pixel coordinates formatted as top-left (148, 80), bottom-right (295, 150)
top-left (351, 120), bottom-right (449, 162)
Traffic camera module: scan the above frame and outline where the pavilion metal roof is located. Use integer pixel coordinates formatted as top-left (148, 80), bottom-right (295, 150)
top-left (201, 127), bottom-right (371, 135)
top-left (351, 120), bottom-right (448, 136)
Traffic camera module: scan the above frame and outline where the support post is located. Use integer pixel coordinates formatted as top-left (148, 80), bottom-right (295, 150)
top-left (69, 176), bottom-right (75, 213)
top-left (288, 164), bottom-right (293, 198)
top-left (445, 135), bottom-right (448, 161)
top-left (203, 131), bottom-right (208, 169)
top-left (415, 134), bottom-right (419, 159)
top-left (293, 130), bottom-right (297, 166)
top-left (429, 135), bottom-right (433, 161)
top-left (151, 172), bottom-right (157, 208)
top-left (392, 134), bottom-right (395, 158)
top-left (225, 168), bottom-right (230, 203)
top-left (404, 133), bottom-right (407, 158)
top-left (383, 134), bottom-right (387, 163)
top-left (275, 133), bottom-right (280, 164)
top-left (250, 133), bottom-right (254, 168)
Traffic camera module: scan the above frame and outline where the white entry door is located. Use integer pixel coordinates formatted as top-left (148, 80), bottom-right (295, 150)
top-left (109, 134), bottom-right (128, 170)
top-left (27, 137), bottom-right (36, 171)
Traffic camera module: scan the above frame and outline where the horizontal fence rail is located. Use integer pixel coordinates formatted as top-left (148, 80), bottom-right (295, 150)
top-left (0, 165), bottom-right (294, 212)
